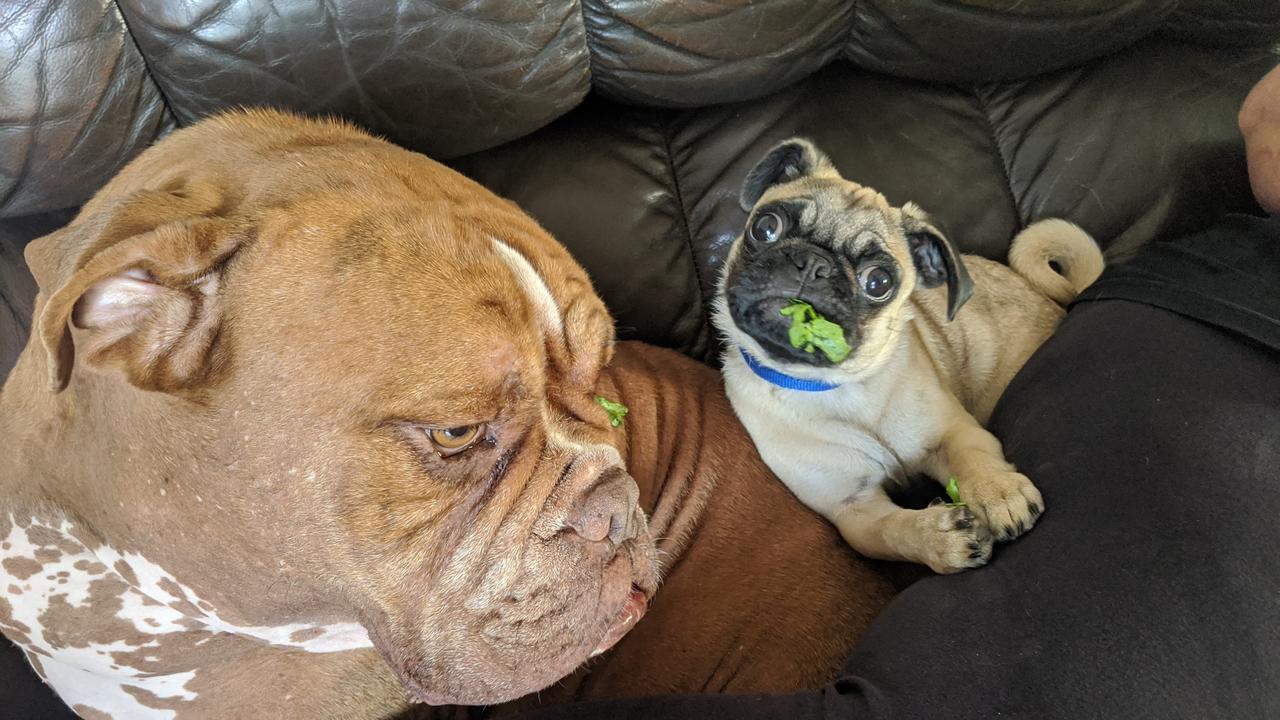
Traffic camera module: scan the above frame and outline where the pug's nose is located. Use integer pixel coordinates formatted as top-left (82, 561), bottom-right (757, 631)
top-left (784, 247), bottom-right (833, 281)
top-left (566, 467), bottom-right (641, 547)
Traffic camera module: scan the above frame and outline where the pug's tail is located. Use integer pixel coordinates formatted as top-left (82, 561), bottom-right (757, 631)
top-left (1008, 219), bottom-right (1105, 305)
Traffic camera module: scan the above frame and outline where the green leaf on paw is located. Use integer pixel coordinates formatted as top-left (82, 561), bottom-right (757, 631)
top-left (946, 477), bottom-right (966, 507)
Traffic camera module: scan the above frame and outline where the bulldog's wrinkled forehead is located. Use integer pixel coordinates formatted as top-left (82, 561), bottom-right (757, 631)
top-left (489, 236), bottom-right (563, 339)
top-left (225, 202), bottom-right (561, 422)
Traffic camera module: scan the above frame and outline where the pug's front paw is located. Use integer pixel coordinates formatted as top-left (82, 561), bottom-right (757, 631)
top-left (961, 471), bottom-right (1044, 542)
top-left (916, 503), bottom-right (993, 574)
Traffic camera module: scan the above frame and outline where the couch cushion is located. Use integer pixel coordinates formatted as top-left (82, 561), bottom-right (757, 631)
top-left (581, 0), bottom-right (852, 107)
top-left (116, 0), bottom-right (593, 159)
top-left (845, 0), bottom-right (1176, 83)
top-left (1162, 0), bottom-right (1280, 45)
top-left (5, 1), bottom-right (1278, 218)
top-left (0, 2), bottom-right (173, 217)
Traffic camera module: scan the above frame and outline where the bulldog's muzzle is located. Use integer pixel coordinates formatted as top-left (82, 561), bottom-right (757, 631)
top-left (564, 466), bottom-right (642, 548)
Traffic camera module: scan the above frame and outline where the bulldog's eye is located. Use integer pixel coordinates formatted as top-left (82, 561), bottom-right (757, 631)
top-left (749, 211), bottom-right (785, 244)
top-left (426, 424), bottom-right (486, 456)
top-left (859, 266), bottom-right (895, 301)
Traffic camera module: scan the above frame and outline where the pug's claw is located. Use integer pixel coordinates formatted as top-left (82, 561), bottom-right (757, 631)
top-left (915, 504), bottom-right (993, 574)
top-left (960, 471), bottom-right (1044, 543)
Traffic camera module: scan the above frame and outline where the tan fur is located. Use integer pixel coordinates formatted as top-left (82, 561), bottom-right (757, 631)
top-left (715, 139), bottom-right (1104, 574)
top-left (1007, 217), bottom-right (1106, 305)
top-left (910, 241), bottom-right (1095, 423)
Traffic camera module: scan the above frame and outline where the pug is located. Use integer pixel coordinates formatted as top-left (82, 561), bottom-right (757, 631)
top-left (711, 139), bottom-right (1104, 574)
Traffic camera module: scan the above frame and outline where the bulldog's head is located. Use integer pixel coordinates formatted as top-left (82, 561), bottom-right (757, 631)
top-left (714, 138), bottom-right (973, 376)
top-left (8, 111), bottom-right (656, 705)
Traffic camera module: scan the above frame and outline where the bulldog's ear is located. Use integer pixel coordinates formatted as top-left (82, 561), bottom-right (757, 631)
top-left (29, 182), bottom-right (244, 393)
top-left (740, 138), bottom-right (838, 211)
top-left (901, 203), bottom-right (974, 321)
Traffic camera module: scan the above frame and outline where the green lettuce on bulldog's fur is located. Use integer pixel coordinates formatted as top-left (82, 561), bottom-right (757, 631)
top-left (779, 299), bottom-right (851, 363)
top-left (594, 396), bottom-right (629, 427)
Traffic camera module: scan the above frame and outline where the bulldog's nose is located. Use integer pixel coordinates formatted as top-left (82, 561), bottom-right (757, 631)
top-left (783, 246), bottom-right (833, 281)
top-left (566, 467), bottom-right (641, 547)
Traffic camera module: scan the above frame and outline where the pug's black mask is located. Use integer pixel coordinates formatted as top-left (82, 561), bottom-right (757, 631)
top-left (720, 138), bottom-right (973, 368)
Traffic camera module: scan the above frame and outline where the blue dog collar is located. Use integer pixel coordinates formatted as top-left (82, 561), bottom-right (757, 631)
top-left (738, 348), bottom-right (841, 393)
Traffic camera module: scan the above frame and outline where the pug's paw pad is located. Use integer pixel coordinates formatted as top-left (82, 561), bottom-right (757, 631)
top-left (916, 504), bottom-right (993, 574)
top-left (963, 471), bottom-right (1044, 543)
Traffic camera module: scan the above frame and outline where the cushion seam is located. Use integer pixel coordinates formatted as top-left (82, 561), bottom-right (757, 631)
top-left (110, 0), bottom-right (180, 126)
top-left (972, 84), bottom-right (1023, 230)
top-left (657, 119), bottom-right (710, 356)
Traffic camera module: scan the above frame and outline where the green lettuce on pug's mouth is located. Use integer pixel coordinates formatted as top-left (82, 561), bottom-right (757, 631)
top-left (779, 299), bottom-right (851, 363)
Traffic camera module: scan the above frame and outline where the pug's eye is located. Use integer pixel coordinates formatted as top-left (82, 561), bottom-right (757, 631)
top-left (426, 424), bottom-right (486, 456)
top-left (859, 266), bottom-right (895, 301)
top-left (749, 211), bottom-right (785, 244)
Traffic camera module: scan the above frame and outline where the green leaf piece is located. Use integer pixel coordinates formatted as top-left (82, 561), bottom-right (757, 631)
top-left (595, 396), bottom-right (629, 428)
top-left (946, 477), bottom-right (966, 507)
top-left (787, 320), bottom-right (809, 350)
top-left (779, 299), bottom-right (851, 363)
top-left (807, 316), bottom-right (851, 363)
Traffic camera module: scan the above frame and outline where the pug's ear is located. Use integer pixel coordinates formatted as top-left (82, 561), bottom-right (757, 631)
top-left (901, 203), bottom-right (973, 321)
top-left (29, 181), bottom-right (245, 394)
top-left (739, 138), bottom-right (838, 211)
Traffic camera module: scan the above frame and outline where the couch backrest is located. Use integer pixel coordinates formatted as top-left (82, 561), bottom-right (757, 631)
top-left (3, 0), bottom-right (1279, 219)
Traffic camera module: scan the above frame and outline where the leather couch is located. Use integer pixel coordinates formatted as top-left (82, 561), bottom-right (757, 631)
top-left (3, 1), bottom-right (1279, 718)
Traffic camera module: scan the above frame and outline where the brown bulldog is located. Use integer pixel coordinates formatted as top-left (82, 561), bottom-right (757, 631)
top-left (0, 111), bottom-right (894, 719)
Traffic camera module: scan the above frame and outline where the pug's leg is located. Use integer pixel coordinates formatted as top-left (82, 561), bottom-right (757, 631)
top-left (928, 411), bottom-right (1045, 542)
top-left (832, 485), bottom-right (993, 574)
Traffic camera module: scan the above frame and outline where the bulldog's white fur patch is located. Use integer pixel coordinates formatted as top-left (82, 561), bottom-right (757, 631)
top-left (491, 238), bottom-right (564, 337)
top-left (1, 519), bottom-right (194, 719)
top-left (0, 516), bottom-right (372, 718)
top-left (91, 545), bottom-right (373, 653)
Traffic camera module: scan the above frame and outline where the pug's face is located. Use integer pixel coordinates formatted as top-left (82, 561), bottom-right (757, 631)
top-left (715, 139), bottom-right (972, 374)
